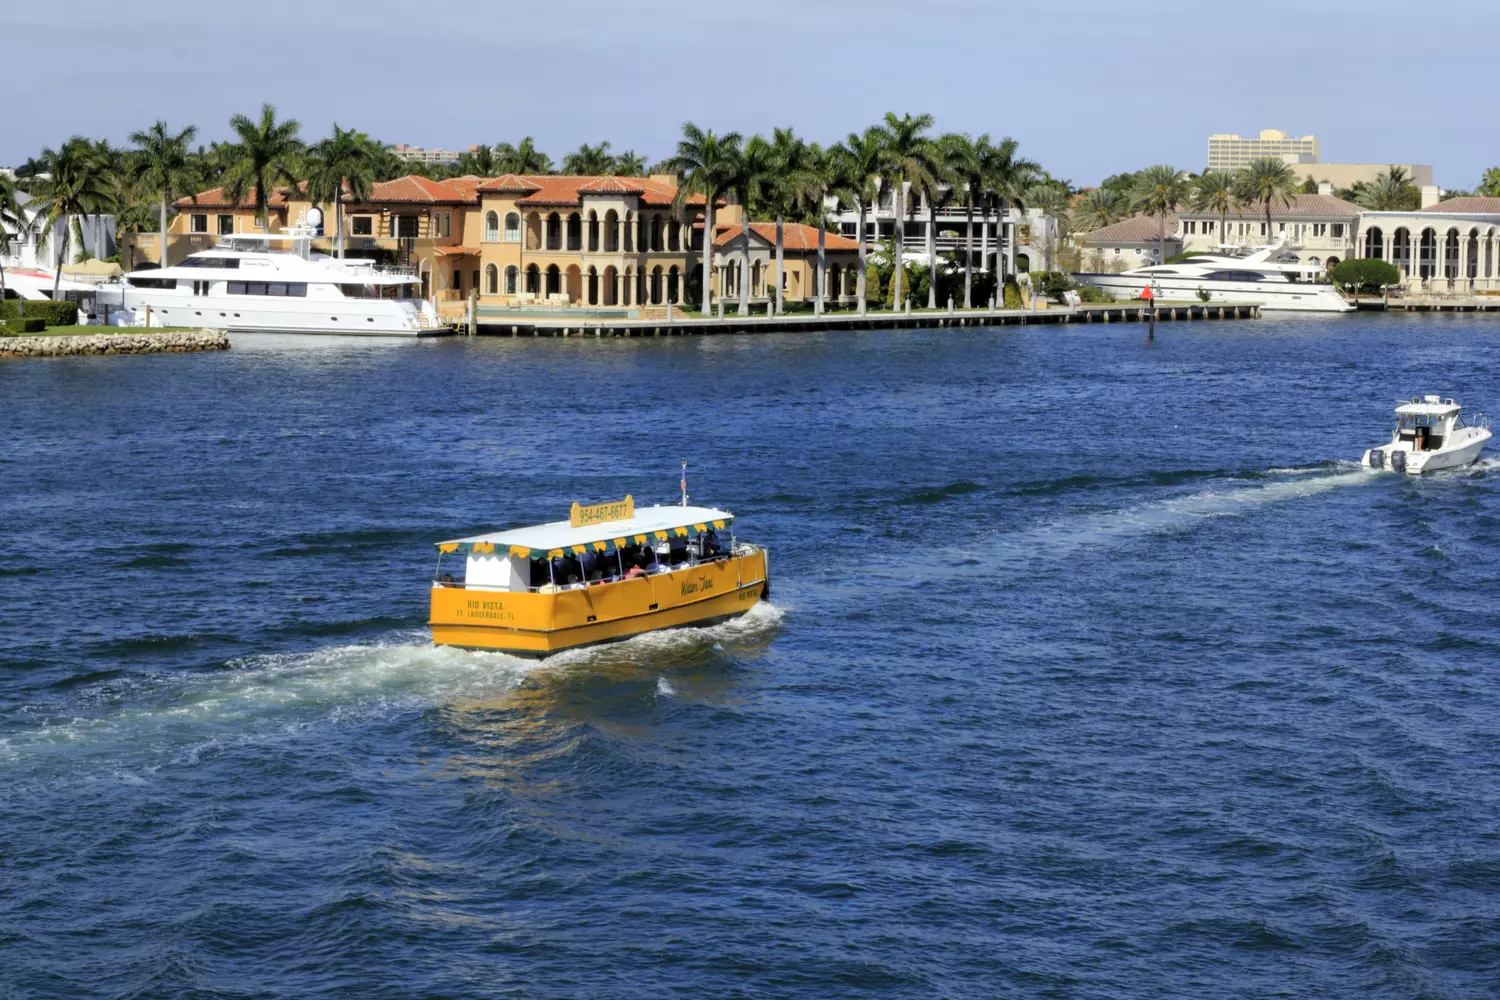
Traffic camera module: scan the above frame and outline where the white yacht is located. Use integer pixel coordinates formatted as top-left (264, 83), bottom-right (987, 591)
top-left (1074, 242), bottom-right (1355, 313)
top-left (1363, 396), bottom-right (1491, 474)
top-left (113, 220), bottom-right (448, 336)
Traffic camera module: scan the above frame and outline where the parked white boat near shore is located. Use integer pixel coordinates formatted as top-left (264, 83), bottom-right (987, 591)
top-left (105, 219), bottom-right (448, 336)
top-left (1074, 243), bottom-right (1354, 313)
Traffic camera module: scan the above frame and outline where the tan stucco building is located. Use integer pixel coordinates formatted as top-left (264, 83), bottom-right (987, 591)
top-left (120, 172), bottom-right (862, 321)
top-left (1356, 196), bottom-right (1500, 292)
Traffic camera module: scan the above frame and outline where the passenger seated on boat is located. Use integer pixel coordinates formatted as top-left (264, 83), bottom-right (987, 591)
top-left (624, 562), bottom-right (647, 581)
top-left (438, 573), bottom-right (457, 587)
top-left (699, 530), bottom-right (721, 559)
top-left (565, 574), bottom-right (584, 590)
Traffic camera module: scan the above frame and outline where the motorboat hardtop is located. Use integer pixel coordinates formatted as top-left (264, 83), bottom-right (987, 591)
top-left (1362, 395), bottom-right (1491, 474)
top-left (428, 492), bottom-right (769, 656)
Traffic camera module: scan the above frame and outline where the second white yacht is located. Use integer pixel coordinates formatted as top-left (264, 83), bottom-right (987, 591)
top-left (112, 220), bottom-right (448, 336)
top-left (1074, 242), bottom-right (1355, 313)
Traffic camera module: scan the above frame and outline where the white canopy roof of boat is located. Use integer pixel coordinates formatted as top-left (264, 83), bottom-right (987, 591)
top-left (1396, 396), bottom-right (1461, 416)
top-left (438, 504), bottom-right (734, 554)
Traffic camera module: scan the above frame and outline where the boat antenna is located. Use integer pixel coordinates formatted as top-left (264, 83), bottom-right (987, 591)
top-left (680, 459), bottom-right (689, 507)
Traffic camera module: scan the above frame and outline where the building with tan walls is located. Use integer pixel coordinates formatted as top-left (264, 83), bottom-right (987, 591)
top-left (122, 172), bottom-right (862, 320)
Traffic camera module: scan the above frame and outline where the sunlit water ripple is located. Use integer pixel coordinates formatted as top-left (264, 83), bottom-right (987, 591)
top-left (2, 313), bottom-right (1499, 997)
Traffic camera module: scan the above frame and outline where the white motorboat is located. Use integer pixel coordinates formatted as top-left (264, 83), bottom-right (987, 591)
top-left (1362, 396), bottom-right (1491, 474)
top-left (1074, 242), bottom-right (1354, 313)
top-left (110, 218), bottom-right (449, 336)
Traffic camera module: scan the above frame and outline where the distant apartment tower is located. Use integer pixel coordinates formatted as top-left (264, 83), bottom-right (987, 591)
top-left (389, 143), bottom-right (465, 166)
top-left (1206, 129), bottom-right (1319, 171)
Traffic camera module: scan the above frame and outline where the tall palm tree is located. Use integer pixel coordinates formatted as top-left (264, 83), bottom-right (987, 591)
top-left (732, 136), bottom-right (773, 315)
top-left (0, 173), bottom-right (35, 303)
top-left (455, 145), bottom-right (496, 176)
top-left (980, 137), bottom-right (1040, 281)
top-left (1234, 158), bottom-right (1299, 248)
top-left (1353, 166), bottom-right (1419, 211)
top-left (948, 133), bottom-right (987, 308)
top-left (28, 137), bottom-right (115, 294)
top-left (613, 151), bottom-right (648, 178)
top-left (831, 128), bottom-right (885, 315)
top-left (922, 133), bottom-right (975, 308)
top-left (1131, 165), bottom-right (1189, 264)
top-left (1075, 188), bottom-right (1125, 232)
top-left (305, 124), bottom-right (378, 258)
top-left (494, 137), bottom-right (552, 175)
top-left (562, 142), bottom-right (615, 175)
top-left (663, 123), bottom-right (742, 314)
top-left (1190, 171), bottom-right (1237, 250)
top-left (221, 103), bottom-right (304, 231)
top-left (762, 128), bottom-right (819, 314)
top-left (803, 143), bottom-right (837, 316)
top-left (873, 112), bottom-right (938, 310)
top-left (127, 120), bottom-right (199, 267)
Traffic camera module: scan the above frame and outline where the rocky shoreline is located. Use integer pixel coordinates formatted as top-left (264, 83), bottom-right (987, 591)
top-left (0, 329), bottom-right (231, 358)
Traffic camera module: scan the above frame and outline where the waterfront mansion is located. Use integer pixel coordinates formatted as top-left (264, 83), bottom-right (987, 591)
top-left (123, 174), bottom-right (862, 320)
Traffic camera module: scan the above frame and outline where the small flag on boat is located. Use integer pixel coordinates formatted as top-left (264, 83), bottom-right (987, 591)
top-left (680, 459), bottom-right (689, 507)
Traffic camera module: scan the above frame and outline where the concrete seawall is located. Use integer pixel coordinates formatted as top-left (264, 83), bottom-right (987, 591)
top-left (0, 330), bottom-right (230, 358)
top-left (470, 302), bottom-right (1261, 337)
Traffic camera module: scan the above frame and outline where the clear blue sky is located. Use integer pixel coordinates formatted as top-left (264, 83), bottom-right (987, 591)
top-left (7, 0), bottom-right (1493, 189)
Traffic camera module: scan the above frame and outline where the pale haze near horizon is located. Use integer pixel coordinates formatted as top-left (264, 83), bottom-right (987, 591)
top-left (7, 0), bottom-right (1493, 189)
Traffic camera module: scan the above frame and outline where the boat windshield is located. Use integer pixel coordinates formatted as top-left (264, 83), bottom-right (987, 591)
top-left (339, 282), bottom-right (420, 300)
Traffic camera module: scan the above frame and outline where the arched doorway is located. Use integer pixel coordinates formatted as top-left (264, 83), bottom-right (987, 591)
top-left (587, 267), bottom-right (599, 305)
top-left (1363, 227), bottom-right (1384, 259)
top-left (545, 264), bottom-right (561, 296)
top-left (603, 265), bottom-right (618, 306)
top-left (565, 265), bottom-right (582, 303)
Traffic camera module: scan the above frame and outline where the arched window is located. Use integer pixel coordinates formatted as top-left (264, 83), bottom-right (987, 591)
top-left (1363, 227), bottom-right (1383, 260)
top-left (485, 263), bottom-right (498, 295)
top-left (546, 264), bottom-right (561, 296)
top-left (650, 216), bottom-right (663, 253)
top-left (484, 211), bottom-right (499, 242)
top-left (668, 220), bottom-right (681, 252)
top-left (566, 213), bottom-right (582, 251)
top-left (587, 212), bottom-right (600, 253)
top-left (666, 265), bottom-right (679, 304)
top-left (504, 213), bottom-right (520, 243)
top-left (526, 264), bottom-right (541, 294)
top-left (587, 267), bottom-right (599, 305)
top-left (546, 213), bottom-right (562, 251)
top-left (828, 263), bottom-right (842, 297)
top-left (1444, 229), bottom-right (1460, 279)
top-left (1392, 229), bottom-right (1411, 274)
top-left (505, 266), bottom-right (519, 295)
top-left (1467, 229), bottom-right (1480, 279)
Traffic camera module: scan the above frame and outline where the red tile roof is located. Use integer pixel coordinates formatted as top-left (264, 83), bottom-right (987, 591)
top-left (476, 173), bottom-right (544, 194)
top-left (175, 186), bottom-right (290, 209)
top-left (1082, 214), bottom-right (1178, 245)
top-left (471, 174), bottom-right (703, 208)
top-left (1180, 193), bottom-right (1360, 220)
top-left (371, 175), bottom-right (476, 204)
top-left (1417, 196), bottom-right (1500, 214)
top-left (713, 222), bottom-right (860, 252)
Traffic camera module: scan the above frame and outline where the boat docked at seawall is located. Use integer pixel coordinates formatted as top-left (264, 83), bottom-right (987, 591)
top-left (429, 496), bottom-right (770, 657)
top-left (1073, 243), bottom-right (1355, 313)
top-left (112, 218), bottom-right (449, 336)
top-left (1362, 396), bottom-right (1491, 474)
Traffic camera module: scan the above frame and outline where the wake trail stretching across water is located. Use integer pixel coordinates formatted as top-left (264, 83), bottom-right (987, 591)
top-left (0, 603), bottom-right (785, 775)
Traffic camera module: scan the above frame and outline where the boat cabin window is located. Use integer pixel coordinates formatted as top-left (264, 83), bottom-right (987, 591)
top-left (1200, 270), bottom-right (1266, 282)
top-left (435, 529), bottom-right (728, 593)
top-left (1396, 413), bottom-right (1446, 451)
top-left (128, 276), bottom-right (177, 289)
top-left (177, 256), bottom-right (240, 269)
top-left (226, 281), bottom-right (309, 297)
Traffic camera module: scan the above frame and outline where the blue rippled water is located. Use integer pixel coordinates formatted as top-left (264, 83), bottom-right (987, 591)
top-left (3, 314), bottom-right (1500, 997)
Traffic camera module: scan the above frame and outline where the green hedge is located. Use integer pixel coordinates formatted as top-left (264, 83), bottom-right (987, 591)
top-left (23, 300), bottom-right (78, 325)
top-left (6, 317), bottom-right (46, 334)
top-left (0, 300), bottom-right (79, 324)
top-left (1330, 258), bottom-right (1400, 294)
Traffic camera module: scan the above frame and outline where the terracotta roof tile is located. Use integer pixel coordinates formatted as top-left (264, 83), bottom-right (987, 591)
top-left (175, 185), bottom-right (290, 210)
top-left (1082, 214), bottom-right (1177, 245)
top-left (476, 173), bottom-right (544, 194)
top-left (713, 222), bottom-right (860, 252)
top-left (1180, 193), bottom-right (1360, 220)
top-left (1416, 196), bottom-right (1500, 214)
top-left (371, 175), bottom-right (475, 204)
top-left (577, 176), bottom-right (647, 195)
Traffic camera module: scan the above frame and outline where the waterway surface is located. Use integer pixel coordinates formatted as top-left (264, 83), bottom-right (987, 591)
top-left (3, 314), bottom-right (1499, 997)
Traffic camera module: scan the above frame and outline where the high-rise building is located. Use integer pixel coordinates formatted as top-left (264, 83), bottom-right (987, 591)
top-left (1206, 130), bottom-right (1319, 171)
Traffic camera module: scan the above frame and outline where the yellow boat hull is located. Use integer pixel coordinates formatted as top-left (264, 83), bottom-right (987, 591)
top-left (429, 550), bottom-right (768, 656)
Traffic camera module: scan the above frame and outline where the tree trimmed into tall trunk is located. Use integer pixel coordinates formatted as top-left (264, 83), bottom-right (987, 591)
top-left (873, 112), bottom-right (939, 312)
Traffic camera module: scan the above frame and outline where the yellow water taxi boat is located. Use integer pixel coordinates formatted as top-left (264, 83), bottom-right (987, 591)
top-left (429, 495), bottom-right (769, 656)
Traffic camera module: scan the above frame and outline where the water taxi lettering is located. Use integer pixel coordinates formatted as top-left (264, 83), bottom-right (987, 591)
top-left (681, 576), bottom-right (715, 597)
top-left (463, 598), bottom-right (513, 622)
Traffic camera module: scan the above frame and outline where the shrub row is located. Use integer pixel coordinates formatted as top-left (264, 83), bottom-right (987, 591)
top-left (0, 299), bottom-right (79, 325)
top-left (6, 317), bottom-right (47, 334)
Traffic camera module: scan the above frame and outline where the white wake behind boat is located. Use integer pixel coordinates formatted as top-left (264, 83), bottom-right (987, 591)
top-left (1363, 396), bottom-right (1491, 474)
top-left (106, 218), bottom-right (449, 336)
top-left (1074, 242), bottom-right (1354, 313)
